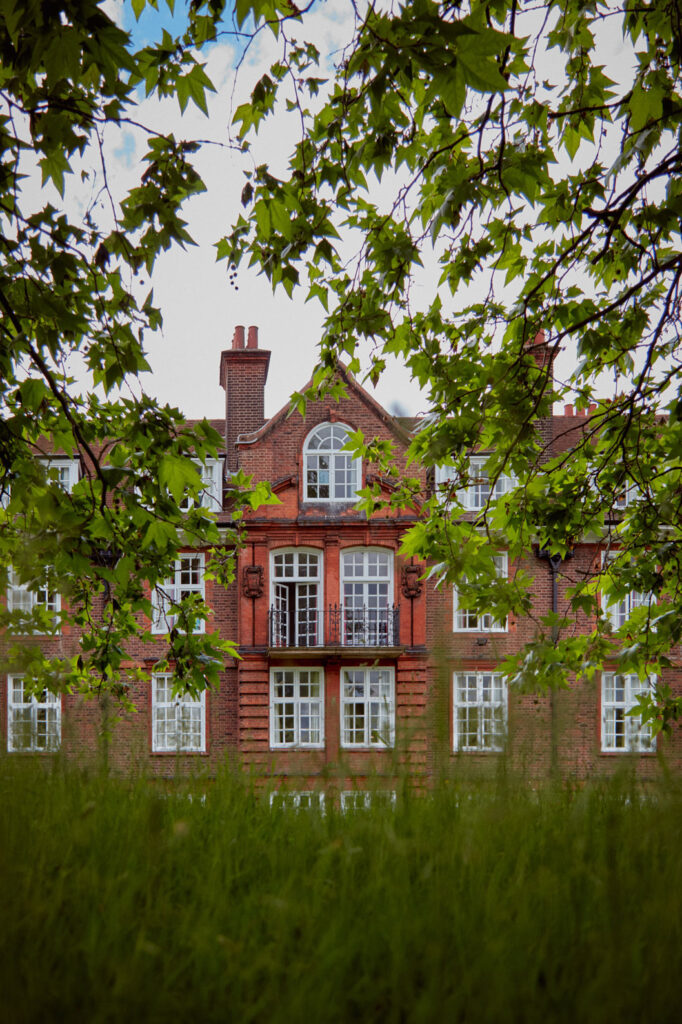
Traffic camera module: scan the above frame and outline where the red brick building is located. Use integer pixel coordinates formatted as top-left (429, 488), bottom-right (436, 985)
top-left (3, 325), bottom-right (680, 791)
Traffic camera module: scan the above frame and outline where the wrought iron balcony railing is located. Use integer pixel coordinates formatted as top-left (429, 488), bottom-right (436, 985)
top-left (268, 604), bottom-right (400, 649)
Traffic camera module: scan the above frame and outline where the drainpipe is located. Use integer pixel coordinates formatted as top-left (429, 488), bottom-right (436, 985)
top-left (536, 548), bottom-right (566, 781)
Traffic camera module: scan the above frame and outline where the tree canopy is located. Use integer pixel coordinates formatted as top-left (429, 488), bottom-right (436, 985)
top-left (0, 0), bottom-right (271, 710)
top-left (225, 0), bottom-right (682, 730)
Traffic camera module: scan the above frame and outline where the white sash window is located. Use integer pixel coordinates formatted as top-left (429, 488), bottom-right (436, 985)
top-left (453, 553), bottom-right (508, 632)
top-left (435, 456), bottom-right (515, 510)
top-left (602, 674), bottom-right (655, 752)
top-left (453, 673), bottom-right (507, 751)
top-left (6, 567), bottom-right (60, 633)
top-left (152, 674), bottom-right (206, 752)
top-left (181, 459), bottom-right (223, 512)
top-left (270, 668), bottom-right (324, 748)
top-left (151, 555), bottom-right (205, 634)
top-left (8, 676), bottom-right (61, 752)
top-left (341, 667), bottom-right (395, 748)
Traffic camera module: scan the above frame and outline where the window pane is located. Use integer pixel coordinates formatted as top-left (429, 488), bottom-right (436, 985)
top-left (341, 668), bottom-right (394, 748)
top-left (602, 673), bottom-right (655, 753)
top-left (453, 673), bottom-right (507, 751)
top-left (270, 668), bottom-right (324, 748)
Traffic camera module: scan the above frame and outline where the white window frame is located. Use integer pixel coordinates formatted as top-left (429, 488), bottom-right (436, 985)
top-left (601, 673), bottom-right (655, 753)
top-left (340, 791), bottom-right (396, 811)
top-left (434, 463), bottom-right (458, 490)
top-left (270, 667), bottom-right (325, 749)
top-left (2, 458), bottom-right (80, 509)
top-left (453, 672), bottom-right (507, 752)
top-left (453, 552), bottom-right (508, 632)
top-left (6, 567), bottom-right (61, 634)
top-left (604, 588), bottom-right (653, 630)
top-left (340, 547), bottom-right (395, 647)
top-left (303, 422), bottom-right (361, 502)
top-left (601, 552), bottom-right (654, 630)
top-left (340, 666), bottom-right (395, 748)
top-left (7, 675), bottom-right (61, 752)
top-left (269, 791), bottom-right (326, 811)
top-left (42, 458), bottom-right (80, 493)
top-left (457, 456), bottom-right (516, 511)
top-left (612, 483), bottom-right (638, 509)
top-left (151, 554), bottom-right (205, 634)
top-left (270, 548), bottom-right (323, 647)
top-left (181, 458), bottom-right (223, 512)
top-left (151, 674), bottom-right (206, 753)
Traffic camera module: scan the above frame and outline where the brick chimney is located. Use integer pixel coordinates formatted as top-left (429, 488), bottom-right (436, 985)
top-left (219, 325), bottom-right (271, 472)
top-left (524, 329), bottom-right (557, 374)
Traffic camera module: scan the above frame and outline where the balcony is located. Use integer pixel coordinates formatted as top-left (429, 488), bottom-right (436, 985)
top-left (268, 604), bottom-right (401, 653)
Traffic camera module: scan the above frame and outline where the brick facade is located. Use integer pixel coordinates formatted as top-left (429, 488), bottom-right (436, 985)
top-left (2, 325), bottom-right (680, 787)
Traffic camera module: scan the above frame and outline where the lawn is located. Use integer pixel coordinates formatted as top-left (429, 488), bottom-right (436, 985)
top-left (1, 759), bottom-right (681, 1023)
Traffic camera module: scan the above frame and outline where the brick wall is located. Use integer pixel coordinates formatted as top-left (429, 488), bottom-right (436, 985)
top-left (2, 335), bottom-right (680, 787)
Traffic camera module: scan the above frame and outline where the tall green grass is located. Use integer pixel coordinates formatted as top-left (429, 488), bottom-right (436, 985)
top-left (2, 759), bottom-right (682, 1023)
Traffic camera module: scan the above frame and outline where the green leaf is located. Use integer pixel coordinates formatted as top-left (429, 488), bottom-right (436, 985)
top-left (255, 201), bottom-right (271, 239)
top-left (458, 53), bottom-right (510, 93)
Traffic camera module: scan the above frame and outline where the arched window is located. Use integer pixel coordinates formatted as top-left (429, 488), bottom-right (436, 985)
top-left (303, 423), bottom-right (360, 502)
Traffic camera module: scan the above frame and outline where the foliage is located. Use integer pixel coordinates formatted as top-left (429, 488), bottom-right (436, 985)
top-left (3, 761), bottom-right (682, 1022)
top-left (223, 0), bottom-right (682, 728)
top-left (0, 0), bottom-right (251, 706)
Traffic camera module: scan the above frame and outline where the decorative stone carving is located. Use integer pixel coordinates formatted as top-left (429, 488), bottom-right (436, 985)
top-left (401, 563), bottom-right (423, 599)
top-left (242, 565), bottom-right (264, 598)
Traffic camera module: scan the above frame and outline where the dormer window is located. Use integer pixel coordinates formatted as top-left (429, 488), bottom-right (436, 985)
top-left (1, 458), bottom-right (79, 510)
top-left (303, 423), bottom-right (360, 502)
top-left (181, 459), bottom-right (223, 512)
top-left (436, 456), bottom-right (515, 510)
top-left (42, 458), bottom-right (80, 493)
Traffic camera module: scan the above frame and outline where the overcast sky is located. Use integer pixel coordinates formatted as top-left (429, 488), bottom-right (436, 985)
top-left (89, 0), bottom-right (428, 424)
top-left (85, 1), bottom-right (642, 424)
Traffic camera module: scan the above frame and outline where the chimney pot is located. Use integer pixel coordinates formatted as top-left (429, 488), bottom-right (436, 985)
top-left (588, 402), bottom-right (597, 414)
top-left (564, 404), bottom-right (573, 416)
top-left (220, 326), bottom-right (271, 473)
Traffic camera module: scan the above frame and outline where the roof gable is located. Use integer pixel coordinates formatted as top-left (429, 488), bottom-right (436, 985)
top-left (235, 363), bottom-right (413, 450)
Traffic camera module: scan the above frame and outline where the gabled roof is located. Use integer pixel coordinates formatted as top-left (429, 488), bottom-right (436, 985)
top-left (235, 363), bottom-right (415, 449)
